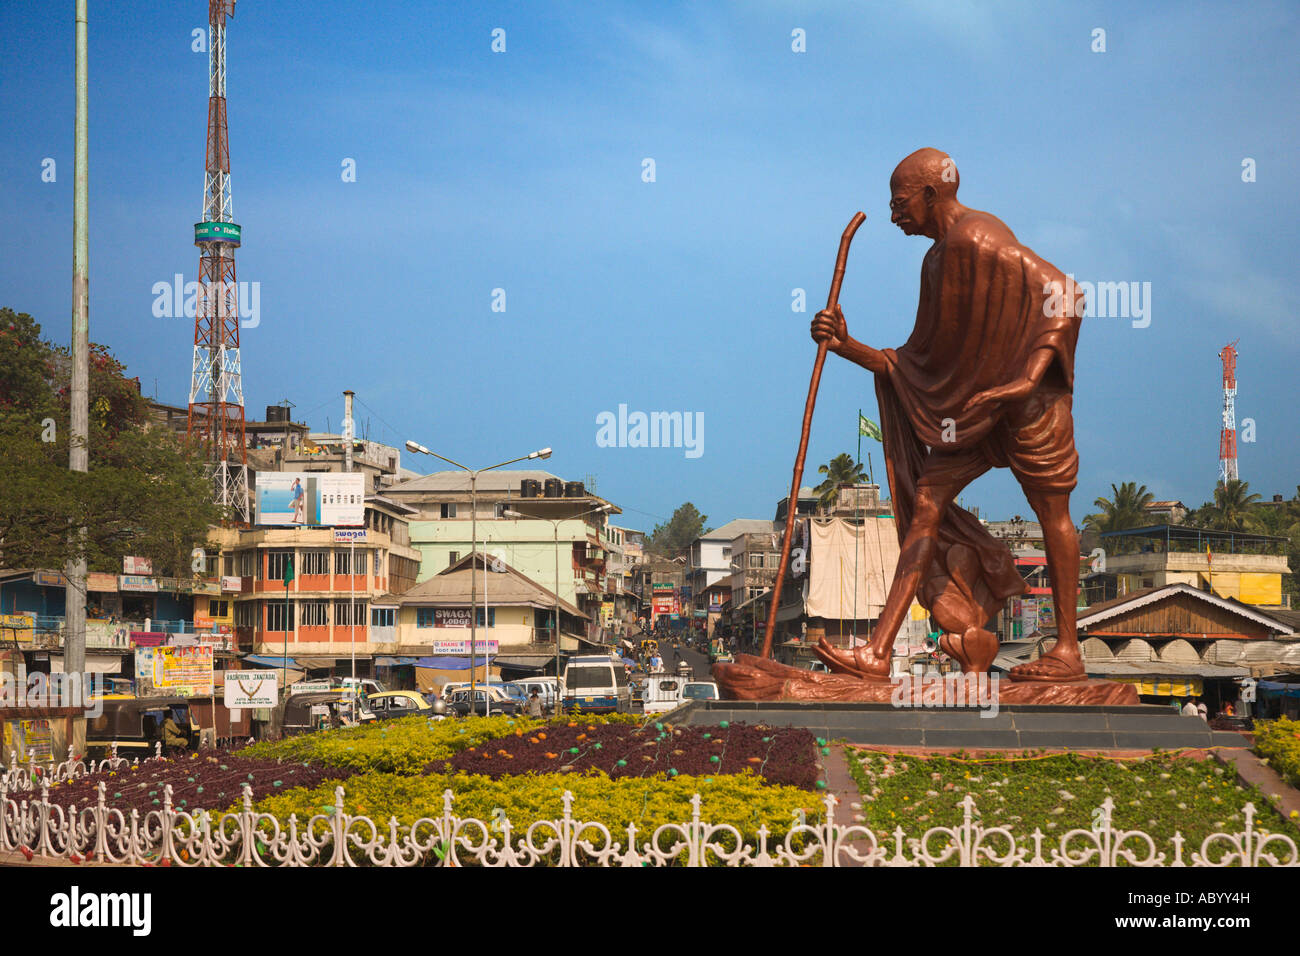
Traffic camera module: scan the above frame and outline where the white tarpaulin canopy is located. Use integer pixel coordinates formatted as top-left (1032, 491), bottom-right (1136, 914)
top-left (806, 517), bottom-right (901, 619)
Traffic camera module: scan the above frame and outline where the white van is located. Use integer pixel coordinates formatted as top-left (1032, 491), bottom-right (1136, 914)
top-left (562, 655), bottom-right (630, 714)
top-left (641, 675), bottom-right (685, 715)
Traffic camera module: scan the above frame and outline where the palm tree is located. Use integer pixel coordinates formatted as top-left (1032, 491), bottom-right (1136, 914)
top-left (813, 453), bottom-right (866, 511)
top-left (1083, 482), bottom-right (1155, 533)
top-left (1199, 479), bottom-right (1263, 531)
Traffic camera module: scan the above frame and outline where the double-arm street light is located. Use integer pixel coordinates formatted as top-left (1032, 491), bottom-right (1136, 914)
top-left (504, 502), bottom-right (612, 710)
top-left (406, 441), bottom-right (552, 706)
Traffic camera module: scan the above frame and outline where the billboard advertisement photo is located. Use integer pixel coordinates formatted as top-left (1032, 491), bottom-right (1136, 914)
top-left (255, 472), bottom-right (365, 527)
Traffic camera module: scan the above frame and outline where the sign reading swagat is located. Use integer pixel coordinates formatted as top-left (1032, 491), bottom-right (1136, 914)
top-left (433, 608), bottom-right (473, 628)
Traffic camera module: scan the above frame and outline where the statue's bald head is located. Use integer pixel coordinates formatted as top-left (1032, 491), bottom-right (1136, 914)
top-left (891, 148), bottom-right (959, 199)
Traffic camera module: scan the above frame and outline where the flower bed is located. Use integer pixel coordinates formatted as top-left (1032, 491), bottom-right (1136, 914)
top-left (427, 720), bottom-right (820, 789)
top-left (847, 749), bottom-right (1300, 856)
top-left (39, 751), bottom-right (355, 818)
top-left (1254, 717), bottom-right (1300, 789)
top-left (246, 769), bottom-right (824, 856)
top-left (238, 715), bottom-right (547, 774)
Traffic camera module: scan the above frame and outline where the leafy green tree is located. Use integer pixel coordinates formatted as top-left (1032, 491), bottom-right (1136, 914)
top-left (1193, 479), bottom-right (1263, 532)
top-left (813, 453), bottom-right (866, 511)
top-left (0, 307), bottom-right (221, 577)
top-left (1083, 481), bottom-right (1155, 533)
top-left (647, 503), bottom-right (710, 558)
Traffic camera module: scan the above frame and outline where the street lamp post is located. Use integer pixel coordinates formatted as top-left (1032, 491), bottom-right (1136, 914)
top-left (505, 503), bottom-right (610, 714)
top-left (406, 442), bottom-right (551, 710)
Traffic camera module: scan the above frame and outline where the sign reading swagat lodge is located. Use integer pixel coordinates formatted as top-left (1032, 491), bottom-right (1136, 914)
top-left (432, 608), bottom-right (473, 628)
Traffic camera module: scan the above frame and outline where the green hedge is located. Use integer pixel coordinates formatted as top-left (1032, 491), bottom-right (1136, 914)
top-left (238, 713), bottom-right (645, 775)
top-left (245, 768), bottom-right (822, 860)
top-left (847, 749), bottom-right (1300, 856)
top-left (1254, 717), bottom-right (1300, 789)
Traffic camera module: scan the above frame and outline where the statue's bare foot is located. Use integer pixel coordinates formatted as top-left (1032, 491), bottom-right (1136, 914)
top-left (814, 638), bottom-right (892, 682)
top-left (1008, 644), bottom-right (1086, 683)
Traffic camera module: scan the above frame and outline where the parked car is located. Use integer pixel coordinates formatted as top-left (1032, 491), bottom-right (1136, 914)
top-left (513, 677), bottom-right (562, 713)
top-left (681, 681), bottom-right (720, 702)
top-left (448, 686), bottom-right (521, 718)
top-left (562, 655), bottom-right (631, 713)
top-left (365, 690), bottom-right (436, 720)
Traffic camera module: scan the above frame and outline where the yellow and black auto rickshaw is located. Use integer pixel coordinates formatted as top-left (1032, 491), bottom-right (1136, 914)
top-left (86, 697), bottom-right (197, 759)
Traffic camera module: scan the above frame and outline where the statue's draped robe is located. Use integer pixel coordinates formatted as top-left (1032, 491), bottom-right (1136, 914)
top-left (875, 210), bottom-right (1083, 633)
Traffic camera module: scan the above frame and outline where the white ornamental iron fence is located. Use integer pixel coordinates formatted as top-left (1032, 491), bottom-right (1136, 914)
top-left (0, 747), bottom-right (1297, 867)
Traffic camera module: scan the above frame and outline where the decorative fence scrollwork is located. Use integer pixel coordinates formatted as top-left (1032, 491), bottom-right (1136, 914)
top-left (0, 752), bottom-right (1295, 867)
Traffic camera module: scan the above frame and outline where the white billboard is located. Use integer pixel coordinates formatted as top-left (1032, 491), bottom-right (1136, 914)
top-left (224, 670), bottom-right (279, 709)
top-left (255, 472), bottom-right (365, 527)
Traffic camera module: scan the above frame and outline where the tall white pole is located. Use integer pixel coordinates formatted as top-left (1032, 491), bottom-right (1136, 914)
top-left (65, 0), bottom-right (90, 698)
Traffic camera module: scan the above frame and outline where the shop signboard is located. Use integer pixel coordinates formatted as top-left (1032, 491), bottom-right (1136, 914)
top-left (430, 640), bottom-right (500, 655)
top-left (225, 671), bottom-right (277, 709)
top-left (135, 645), bottom-right (214, 697)
top-left (433, 608), bottom-right (473, 628)
top-left (86, 572), bottom-right (118, 592)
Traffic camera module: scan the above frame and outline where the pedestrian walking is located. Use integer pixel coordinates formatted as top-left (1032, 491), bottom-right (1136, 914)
top-left (526, 690), bottom-right (543, 718)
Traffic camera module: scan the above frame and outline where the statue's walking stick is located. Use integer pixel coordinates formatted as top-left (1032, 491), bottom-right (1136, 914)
top-left (759, 211), bottom-right (866, 660)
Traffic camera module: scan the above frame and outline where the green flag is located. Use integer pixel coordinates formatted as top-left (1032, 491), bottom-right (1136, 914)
top-left (858, 414), bottom-right (882, 442)
top-left (282, 555), bottom-right (295, 586)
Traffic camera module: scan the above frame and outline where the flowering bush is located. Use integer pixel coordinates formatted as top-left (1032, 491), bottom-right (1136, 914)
top-left (1254, 717), bottom-right (1300, 788)
top-left (238, 715), bottom-right (545, 774)
top-left (43, 750), bottom-right (354, 817)
top-left (847, 749), bottom-right (1300, 858)
top-left (246, 768), bottom-right (824, 861)
top-left (429, 721), bottom-right (819, 789)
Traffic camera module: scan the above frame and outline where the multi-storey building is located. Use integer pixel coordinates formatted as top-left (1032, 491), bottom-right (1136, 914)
top-left (211, 496), bottom-right (421, 670)
top-left (383, 470), bottom-right (623, 645)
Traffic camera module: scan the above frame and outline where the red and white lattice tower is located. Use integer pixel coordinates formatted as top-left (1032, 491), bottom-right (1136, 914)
top-left (1217, 340), bottom-right (1240, 485)
top-left (187, 0), bottom-right (250, 523)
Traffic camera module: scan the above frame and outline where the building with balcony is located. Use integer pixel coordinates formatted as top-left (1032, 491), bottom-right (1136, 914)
top-left (380, 552), bottom-right (592, 669)
top-left (210, 496), bottom-right (421, 671)
top-left (1099, 525), bottom-right (1291, 607)
top-left (385, 470), bottom-right (625, 642)
top-left (686, 519), bottom-right (773, 634)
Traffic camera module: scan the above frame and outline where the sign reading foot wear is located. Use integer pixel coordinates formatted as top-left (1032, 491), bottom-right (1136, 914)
top-left (225, 670), bottom-right (278, 709)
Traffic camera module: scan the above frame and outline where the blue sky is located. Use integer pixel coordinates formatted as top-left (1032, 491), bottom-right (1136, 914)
top-left (2, 1), bottom-right (1297, 532)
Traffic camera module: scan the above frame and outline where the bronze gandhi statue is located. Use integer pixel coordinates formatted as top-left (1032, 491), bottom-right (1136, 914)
top-left (809, 148), bottom-right (1087, 684)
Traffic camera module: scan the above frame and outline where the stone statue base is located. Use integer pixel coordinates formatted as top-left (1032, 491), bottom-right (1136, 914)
top-left (713, 654), bottom-right (1138, 706)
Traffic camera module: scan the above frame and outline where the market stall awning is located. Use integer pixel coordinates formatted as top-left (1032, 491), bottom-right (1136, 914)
top-left (1109, 677), bottom-right (1203, 697)
top-left (244, 654), bottom-right (300, 669)
top-left (375, 656), bottom-right (418, 667)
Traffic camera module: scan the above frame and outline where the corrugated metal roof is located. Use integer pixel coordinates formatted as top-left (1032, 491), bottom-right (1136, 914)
top-left (1085, 660), bottom-right (1251, 678)
top-left (700, 519), bottom-right (775, 542)
top-left (1077, 583), bottom-right (1291, 634)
